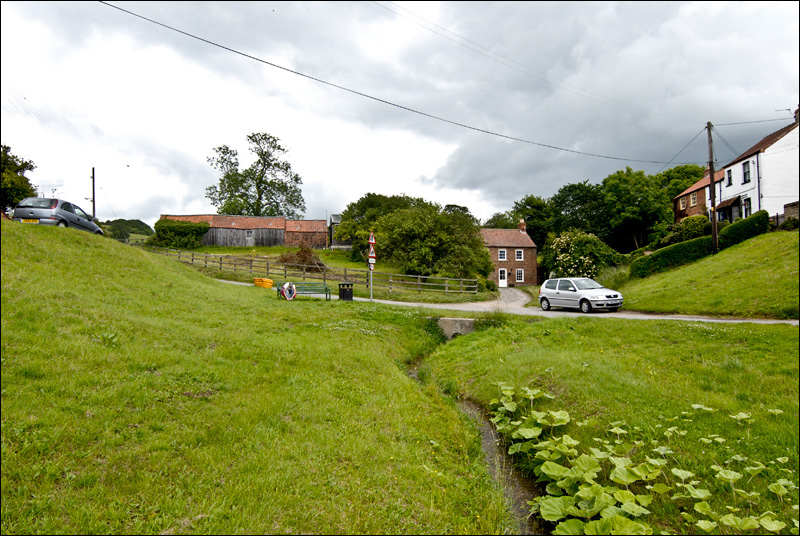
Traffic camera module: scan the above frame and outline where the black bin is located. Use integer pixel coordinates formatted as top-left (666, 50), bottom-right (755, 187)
top-left (338, 282), bottom-right (353, 301)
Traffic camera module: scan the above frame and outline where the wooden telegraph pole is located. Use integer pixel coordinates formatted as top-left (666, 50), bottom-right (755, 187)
top-left (706, 122), bottom-right (719, 254)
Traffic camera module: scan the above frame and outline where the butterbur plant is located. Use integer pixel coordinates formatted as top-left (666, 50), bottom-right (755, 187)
top-left (488, 383), bottom-right (799, 535)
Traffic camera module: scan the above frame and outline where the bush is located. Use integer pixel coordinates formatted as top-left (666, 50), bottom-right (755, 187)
top-left (630, 236), bottom-right (714, 278)
top-left (703, 220), bottom-right (729, 235)
top-left (779, 217), bottom-right (799, 231)
top-left (278, 247), bottom-right (326, 271)
top-left (540, 229), bottom-right (624, 279)
top-left (630, 210), bottom-right (770, 278)
top-left (147, 219), bottom-right (209, 249)
top-left (718, 210), bottom-right (769, 249)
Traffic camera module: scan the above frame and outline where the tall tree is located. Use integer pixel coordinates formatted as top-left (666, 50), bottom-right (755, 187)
top-left (512, 194), bottom-right (552, 248)
top-left (548, 180), bottom-right (608, 239)
top-left (652, 164), bottom-right (705, 201)
top-left (1, 144), bottom-right (37, 211)
top-left (205, 133), bottom-right (305, 219)
top-left (482, 211), bottom-right (517, 229)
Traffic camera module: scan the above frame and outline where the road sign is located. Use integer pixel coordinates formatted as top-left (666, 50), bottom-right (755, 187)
top-left (368, 244), bottom-right (376, 258)
top-left (368, 258), bottom-right (376, 264)
top-left (369, 263), bottom-right (375, 271)
top-left (368, 231), bottom-right (376, 244)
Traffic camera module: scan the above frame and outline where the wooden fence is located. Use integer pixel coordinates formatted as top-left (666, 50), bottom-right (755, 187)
top-left (143, 246), bottom-right (478, 294)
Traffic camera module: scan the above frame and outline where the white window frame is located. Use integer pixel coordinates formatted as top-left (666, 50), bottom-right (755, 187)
top-left (498, 249), bottom-right (506, 261)
top-left (742, 161), bottom-right (751, 184)
top-left (516, 269), bottom-right (524, 282)
top-left (690, 192), bottom-right (698, 207)
top-left (679, 197), bottom-right (687, 210)
top-left (515, 249), bottom-right (524, 261)
top-left (726, 170), bottom-right (732, 186)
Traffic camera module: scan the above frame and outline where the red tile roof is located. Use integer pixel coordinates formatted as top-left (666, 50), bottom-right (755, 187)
top-left (285, 220), bottom-right (327, 233)
top-left (674, 169), bottom-right (725, 200)
top-left (480, 228), bottom-right (537, 248)
top-left (724, 122), bottom-right (798, 167)
top-left (160, 214), bottom-right (285, 230)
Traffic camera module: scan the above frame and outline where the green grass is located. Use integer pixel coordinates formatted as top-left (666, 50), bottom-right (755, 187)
top-left (1, 221), bottom-right (514, 534)
top-left (617, 231), bottom-right (799, 319)
top-left (423, 315), bottom-right (799, 534)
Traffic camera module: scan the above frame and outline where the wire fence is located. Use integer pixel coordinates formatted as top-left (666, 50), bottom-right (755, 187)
top-left (140, 245), bottom-right (479, 294)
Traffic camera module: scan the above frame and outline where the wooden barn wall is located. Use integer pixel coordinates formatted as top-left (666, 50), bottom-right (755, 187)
top-left (203, 228), bottom-right (284, 247)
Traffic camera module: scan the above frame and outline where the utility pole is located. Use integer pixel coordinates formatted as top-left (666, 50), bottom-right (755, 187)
top-left (91, 167), bottom-right (96, 218)
top-left (706, 122), bottom-right (718, 254)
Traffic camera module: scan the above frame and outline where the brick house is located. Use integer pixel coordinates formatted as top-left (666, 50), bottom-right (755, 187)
top-left (480, 220), bottom-right (538, 287)
top-left (159, 214), bottom-right (328, 248)
top-left (672, 169), bottom-right (724, 223)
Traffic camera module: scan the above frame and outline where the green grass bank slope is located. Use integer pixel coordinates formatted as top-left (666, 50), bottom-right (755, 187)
top-left (1, 221), bottom-right (514, 534)
top-left (619, 231), bottom-right (799, 319)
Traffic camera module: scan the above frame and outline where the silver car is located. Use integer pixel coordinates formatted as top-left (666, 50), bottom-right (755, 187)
top-left (12, 197), bottom-right (104, 235)
top-left (538, 277), bottom-right (623, 313)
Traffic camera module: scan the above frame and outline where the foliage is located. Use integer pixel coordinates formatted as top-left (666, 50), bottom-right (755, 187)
top-left (718, 210), bottom-right (770, 249)
top-left (540, 229), bottom-right (624, 279)
top-left (780, 217), bottom-right (799, 231)
top-left (1, 144), bottom-right (37, 211)
top-left (703, 220), bottom-right (729, 236)
top-left (277, 246), bottom-right (325, 271)
top-left (101, 218), bottom-right (154, 240)
top-left (512, 194), bottom-right (552, 249)
top-left (654, 215), bottom-right (709, 250)
top-left (651, 164), bottom-right (705, 201)
top-left (147, 219), bottom-right (209, 249)
top-left (205, 132), bottom-right (305, 219)
top-left (376, 204), bottom-right (492, 278)
top-left (548, 180), bottom-right (608, 241)
top-left (482, 210), bottom-right (517, 229)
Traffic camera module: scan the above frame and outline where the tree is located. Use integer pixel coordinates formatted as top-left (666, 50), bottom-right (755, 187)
top-left (205, 133), bottom-right (305, 219)
top-left (482, 211), bottom-right (517, 229)
top-left (548, 180), bottom-right (609, 239)
top-left (652, 164), bottom-right (705, 202)
top-left (539, 229), bottom-right (624, 279)
top-left (1, 145), bottom-right (37, 211)
top-left (512, 194), bottom-right (552, 249)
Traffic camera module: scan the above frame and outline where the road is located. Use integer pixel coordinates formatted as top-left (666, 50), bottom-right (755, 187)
top-left (221, 281), bottom-right (799, 326)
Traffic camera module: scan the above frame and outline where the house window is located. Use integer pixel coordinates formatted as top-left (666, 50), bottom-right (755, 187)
top-left (516, 269), bottom-right (524, 282)
top-left (690, 192), bottom-right (697, 207)
top-left (498, 249), bottom-right (506, 261)
top-left (743, 197), bottom-right (751, 218)
top-left (743, 161), bottom-right (751, 184)
top-left (515, 249), bottom-right (524, 261)
top-left (726, 170), bottom-right (732, 186)
top-left (679, 197), bottom-right (687, 210)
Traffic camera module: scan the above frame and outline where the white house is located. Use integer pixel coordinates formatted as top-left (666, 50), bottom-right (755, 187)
top-left (712, 110), bottom-right (799, 222)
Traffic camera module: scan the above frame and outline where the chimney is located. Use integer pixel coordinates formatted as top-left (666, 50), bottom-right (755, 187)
top-left (518, 218), bottom-right (526, 233)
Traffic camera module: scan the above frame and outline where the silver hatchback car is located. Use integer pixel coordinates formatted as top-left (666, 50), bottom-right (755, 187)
top-left (12, 197), bottom-right (104, 235)
top-left (538, 277), bottom-right (623, 313)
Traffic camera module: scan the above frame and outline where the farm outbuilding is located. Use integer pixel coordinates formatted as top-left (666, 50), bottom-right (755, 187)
top-left (159, 214), bottom-right (285, 247)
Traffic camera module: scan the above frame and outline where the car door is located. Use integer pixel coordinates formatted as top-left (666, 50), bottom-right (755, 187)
top-left (556, 279), bottom-right (579, 309)
top-left (59, 202), bottom-right (81, 227)
top-left (73, 205), bottom-right (95, 232)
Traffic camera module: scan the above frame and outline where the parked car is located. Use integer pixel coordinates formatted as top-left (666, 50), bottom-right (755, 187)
top-left (538, 277), bottom-right (623, 313)
top-left (12, 197), bottom-right (104, 235)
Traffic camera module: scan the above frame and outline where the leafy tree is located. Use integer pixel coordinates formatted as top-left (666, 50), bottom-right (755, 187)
top-left (601, 167), bottom-right (672, 252)
top-left (652, 164), bottom-right (705, 202)
top-left (100, 219), bottom-right (154, 240)
top-left (482, 211), bottom-right (517, 229)
top-left (512, 194), bottom-right (552, 249)
top-left (539, 229), bottom-right (624, 279)
top-left (1, 144), bottom-right (37, 211)
top-left (205, 133), bottom-right (305, 219)
top-left (334, 193), bottom-right (434, 261)
top-left (147, 219), bottom-right (209, 249)
top-left (375, 203), bottom-right (492, 278)
top-left (548, 180), bottom-right (609, 240)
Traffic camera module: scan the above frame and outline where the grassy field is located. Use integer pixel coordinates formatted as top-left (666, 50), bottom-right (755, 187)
top-left (3, 220), bottom-right (798, 535)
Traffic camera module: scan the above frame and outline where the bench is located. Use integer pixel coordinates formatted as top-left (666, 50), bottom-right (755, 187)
top-left (274, 281), bottom-right (331, 301)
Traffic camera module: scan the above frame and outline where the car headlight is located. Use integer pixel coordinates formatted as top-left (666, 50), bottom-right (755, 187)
top-left (590, 295), bottom-right (606, 300)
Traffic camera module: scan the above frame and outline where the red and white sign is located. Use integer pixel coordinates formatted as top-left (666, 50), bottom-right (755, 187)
top-left (368, 244), bottom-right (376, 258)
top-left (368, 231), bottom-right (376, 245)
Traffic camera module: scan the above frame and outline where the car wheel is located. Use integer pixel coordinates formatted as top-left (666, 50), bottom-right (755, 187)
top-left (540, 298), bottom-right (551, 311)
top-left (580, 300), bottom-right (592, 314)
top-left (57, 221), bottom-right (67, 228)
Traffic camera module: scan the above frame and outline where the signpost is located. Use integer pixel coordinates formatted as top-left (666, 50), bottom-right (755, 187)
top-left (368, 231), bottom-right (376, 302)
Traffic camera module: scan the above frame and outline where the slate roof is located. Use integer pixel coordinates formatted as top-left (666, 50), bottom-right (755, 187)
top-left (723, 121), bottom-right (798, 167)
top-left (480, 228), bottom-right (537, 248)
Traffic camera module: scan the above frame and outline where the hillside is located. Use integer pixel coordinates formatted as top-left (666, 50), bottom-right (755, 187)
top-left (619, 231), bottom-right (799, 319)
top-left (0, 220), bottom-right (515, 534)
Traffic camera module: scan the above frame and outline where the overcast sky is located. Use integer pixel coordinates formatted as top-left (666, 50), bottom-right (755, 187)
top-left (2, 1), bottom-right (798, 230)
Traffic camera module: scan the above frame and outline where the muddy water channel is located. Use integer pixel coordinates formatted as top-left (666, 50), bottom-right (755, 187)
top-left (406, 361), bottom-right (543, 534)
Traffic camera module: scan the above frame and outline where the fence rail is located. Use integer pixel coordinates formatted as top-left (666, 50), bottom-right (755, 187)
top-left (142, 246), bottom-right (478, 294)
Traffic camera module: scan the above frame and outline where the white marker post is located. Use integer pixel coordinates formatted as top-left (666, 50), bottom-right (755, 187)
top-left (368, 231), bottom-right (376, 302)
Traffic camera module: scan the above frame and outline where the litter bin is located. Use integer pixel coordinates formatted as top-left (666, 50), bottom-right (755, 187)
top-left (338, 282), bottom-right (353, 301)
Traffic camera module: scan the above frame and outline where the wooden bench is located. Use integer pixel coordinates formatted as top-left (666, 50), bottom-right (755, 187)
top-left (274, 281), bottom-right (331, 300)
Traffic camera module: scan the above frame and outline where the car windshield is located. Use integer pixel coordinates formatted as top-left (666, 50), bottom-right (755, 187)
top-left (574, 278), bottom-right (603, 290)
top-left (17, 198), bottom-right (56, 208)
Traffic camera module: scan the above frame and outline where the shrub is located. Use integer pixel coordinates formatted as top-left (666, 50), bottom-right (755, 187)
top-left (147, 219), bottom-right (209, 249)
top-left (630, 236), bottom-right (714, 278)
top-left (703, 220), bottom-right (729, 235)
top-left (718, 209), bottom-right (769, 249)
top-left (677, 214), bottom-right (708, 241)
top-left (540, 229), bottom-right (624, 279)
top-left (278, 247), bottom-right (326, 272)
top-left (779, 217), bottom-right (799, 231)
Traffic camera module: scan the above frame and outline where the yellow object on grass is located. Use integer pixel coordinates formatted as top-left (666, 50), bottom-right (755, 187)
top-left (254, 278), bottom-right (273, 288)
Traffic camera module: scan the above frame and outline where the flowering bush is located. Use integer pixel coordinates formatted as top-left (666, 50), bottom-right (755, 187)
top-left (541, 229), bottom-right (624, 278)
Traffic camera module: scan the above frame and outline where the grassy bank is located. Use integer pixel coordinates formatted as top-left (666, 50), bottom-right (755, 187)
top-left (1, 221), bottom-right (514, 534)
top-left (423, 314), bottom-right (799, 534)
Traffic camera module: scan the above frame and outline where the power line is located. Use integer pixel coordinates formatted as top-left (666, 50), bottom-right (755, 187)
top-left (656, 127), bottom-right (706, 174)
top-left (98, 1), bottom-right (702, 166)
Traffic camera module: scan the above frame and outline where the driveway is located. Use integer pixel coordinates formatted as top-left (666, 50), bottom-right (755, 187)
top-left (222, 280), bottom-right (799, 326)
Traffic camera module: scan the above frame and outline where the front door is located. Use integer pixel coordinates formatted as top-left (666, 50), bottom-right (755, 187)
top-left (498, 269), bottom-right (508, 288)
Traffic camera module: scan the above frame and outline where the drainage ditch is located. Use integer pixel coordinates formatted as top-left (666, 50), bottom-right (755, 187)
top-left (406, 353), bottom-right (543, 534)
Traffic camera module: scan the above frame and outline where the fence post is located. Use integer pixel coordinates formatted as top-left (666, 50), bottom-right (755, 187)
top-left (445, 279), bottom-right (449, 294)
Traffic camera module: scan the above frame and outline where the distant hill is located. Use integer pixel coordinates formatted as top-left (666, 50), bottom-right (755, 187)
top-left (100, 218), bottom-right (154, 239)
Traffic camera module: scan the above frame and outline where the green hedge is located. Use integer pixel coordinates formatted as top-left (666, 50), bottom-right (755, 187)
top-left (630, 210), bottom-right (770, 278)
top-left (147, 219), bottom-right (210, 249)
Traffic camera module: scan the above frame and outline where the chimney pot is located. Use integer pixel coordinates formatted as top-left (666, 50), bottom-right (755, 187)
top-left (518, 218), bottom-right (526, 232)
